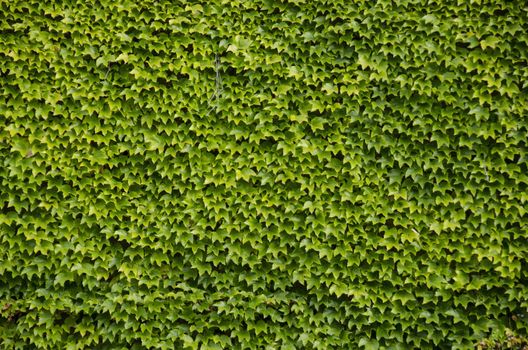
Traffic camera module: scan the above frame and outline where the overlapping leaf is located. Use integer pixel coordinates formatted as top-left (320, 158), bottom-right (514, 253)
top-left (1, 0), bottom-right (527, 349)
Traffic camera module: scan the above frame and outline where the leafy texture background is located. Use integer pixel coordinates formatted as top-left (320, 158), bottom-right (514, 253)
top-left (1, 0), bottom-right (527, 349)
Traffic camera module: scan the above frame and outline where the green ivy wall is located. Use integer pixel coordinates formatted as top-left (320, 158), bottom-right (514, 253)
top-left (1, 0), bottom-right (527, 349)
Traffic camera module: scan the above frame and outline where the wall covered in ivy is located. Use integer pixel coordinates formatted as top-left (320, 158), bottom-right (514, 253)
top-left (1, 0), bottom-right (527, 349)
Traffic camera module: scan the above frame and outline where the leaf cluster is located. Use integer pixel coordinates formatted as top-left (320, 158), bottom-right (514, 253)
top-left (1, 0), bottom-right (527, 349)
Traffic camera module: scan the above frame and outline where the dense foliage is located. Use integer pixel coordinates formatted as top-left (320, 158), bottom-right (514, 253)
top-left (1, 0), bottom-right (527, 349)
top-left (477, 328), bottom-right (528, 350)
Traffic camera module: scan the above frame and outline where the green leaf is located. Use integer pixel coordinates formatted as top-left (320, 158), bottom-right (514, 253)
top-left (359, 338), bottom-right (379, 350)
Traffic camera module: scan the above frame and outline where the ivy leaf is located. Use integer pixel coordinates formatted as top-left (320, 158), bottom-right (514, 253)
top-left (358, 338), bottom-right (379, 350)
top-left (480, 36), bottom-right (500, 50)
top-left (310, 117), bottom-right (327, 132)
